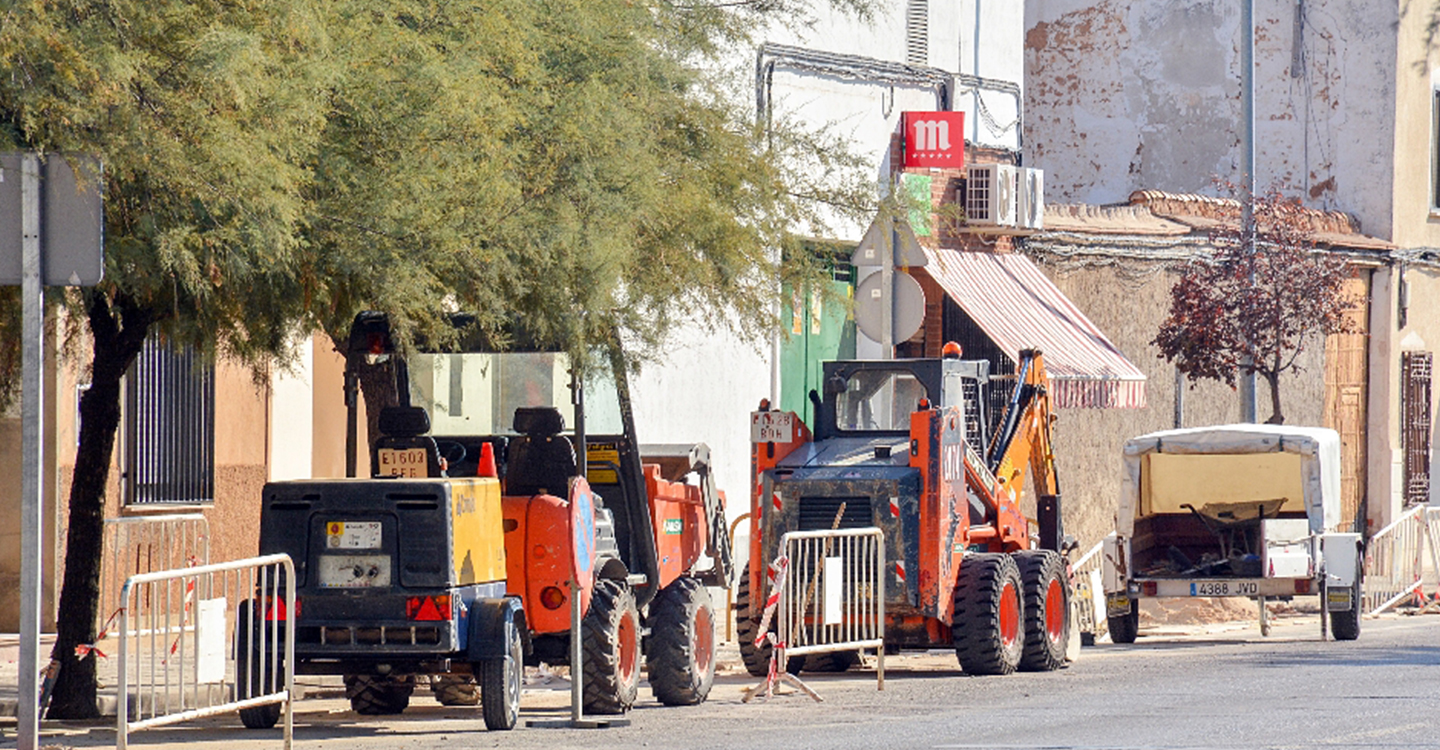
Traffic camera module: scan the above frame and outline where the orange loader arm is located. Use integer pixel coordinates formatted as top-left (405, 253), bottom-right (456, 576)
top-left (986, 349), bottom-right (1062, 550)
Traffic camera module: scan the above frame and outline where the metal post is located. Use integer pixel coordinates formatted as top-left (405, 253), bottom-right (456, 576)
top-left (881, 226), bottom-right (895, 360)
top-left (18, 152), bottom-right (44, 750)
top-left (570, 577), bottom-right (582, 723)
top-left (1239, 0), bottom-right (1259, 424)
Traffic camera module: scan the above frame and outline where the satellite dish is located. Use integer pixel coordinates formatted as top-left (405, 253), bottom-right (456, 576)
top-left (854, 270), bottom-right (926, 343)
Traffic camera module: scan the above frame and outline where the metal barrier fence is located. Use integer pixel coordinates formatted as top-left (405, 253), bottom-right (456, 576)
top-left (1070, 540), bottom-right (1106, 641)
top-left (116, 553), bottom-right (294, 750)
top-left (101, 514), bottom-right (210, 634)
top-left (777, 528), bottom-right (884, 687)
top-left (1363, 505), bottom-right (1440, 615)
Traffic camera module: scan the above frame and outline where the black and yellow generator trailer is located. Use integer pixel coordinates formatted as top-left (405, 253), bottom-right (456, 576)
top-left (238, 468), bottom-right (525, 731)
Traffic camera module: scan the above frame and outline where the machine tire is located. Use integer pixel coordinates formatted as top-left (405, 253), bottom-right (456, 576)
top-left (430, 674), bottom-right (480, 706)
top-left (582, 579), bottom-right (641, 714)
top-left (344, 675), bottom-right (414, 715)
top-left (233, 600), bottom-right (282, 730)
top-left (952, 553), bottom-right (1025, 676)
top-left (736, 563), bottom-right (773, 677)
top-left (794, 651), bottom-right (861, 673)
top-left (480, 616), bottom-right (523, 730)
top-left (1330, 552), bottom-right (1363, 642)
top-left (647, 576), bottom-right (717, 706)
top-left (1108, 598), bottom-right (1140, 645)
top-left (1014, 550), bottom-right (1069, 672)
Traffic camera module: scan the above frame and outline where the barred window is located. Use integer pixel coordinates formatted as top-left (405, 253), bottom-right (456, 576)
top-left (124, 336), bottom-right (215, 505)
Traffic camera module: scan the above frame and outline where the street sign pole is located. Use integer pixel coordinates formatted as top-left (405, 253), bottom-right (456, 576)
top-left (18, 153), bottom-right (44, 750)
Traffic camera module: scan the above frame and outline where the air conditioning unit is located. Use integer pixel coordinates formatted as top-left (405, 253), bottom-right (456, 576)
top-left (1017, 167), bottom-right (1045, 230)
top-left (965, 164), bottom-right (1018, 227)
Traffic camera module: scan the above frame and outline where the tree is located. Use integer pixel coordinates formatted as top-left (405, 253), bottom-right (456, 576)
top-left (1153, 189), bottom-right (1358, 424)
top-left (0, 0), bottom-right (875, 718)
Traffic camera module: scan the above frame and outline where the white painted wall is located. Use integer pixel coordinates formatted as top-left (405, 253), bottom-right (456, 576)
top-left (269, 335), bottom-right (314, 481)
top-left (1025, 0), bottom-right (1399, 238)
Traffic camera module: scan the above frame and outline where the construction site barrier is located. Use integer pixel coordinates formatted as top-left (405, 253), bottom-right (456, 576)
top-left (777, 527), bottom-right (885, 686)
top-left (101, 514), bottom-right (210, 635)
top-left (1070, 540), bottom-right (1106, 640)
top-left (1363, 505), bottom-right (1440, 616)
top-left (116, 553), bottom-right (294, 750)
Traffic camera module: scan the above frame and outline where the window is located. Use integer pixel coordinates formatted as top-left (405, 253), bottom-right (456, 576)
top-left (1402, 351), bottom-right (1432, 506)
top-left (905, 0), bottom-right (928, 66)
top-left (124, 336), bottom-right (215, 505)
top-left (1433, 88), bottom-right (1440, 211)
top-left (835, 370), bottom-right (928, 432)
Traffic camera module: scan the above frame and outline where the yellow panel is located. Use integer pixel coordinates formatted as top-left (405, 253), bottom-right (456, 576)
top-left (1142, 453), bottom-right (1306, 517)
top-left (449, 478), bottom-right (507, 585)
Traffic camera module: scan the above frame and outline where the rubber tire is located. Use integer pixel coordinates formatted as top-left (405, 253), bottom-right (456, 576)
top-left (430, 674), bottom-right (480, 706)
top-left (1330, 553), bottom-right (1363, 642)
top-left (793, 651), bottom-right (860, 673)
top-left (582, 579), bottom-right (642, 715)
top-left (234, 600), bottom-right (282, 729)
top-left (647, 576), bottom-right (717, 706)
top-left (952, 552), bottom-right (1025, 676)
top-left (480, 616), bottom-right (523, 730)
top-left (735, 563), bottom-right (774, 677)
top-left (1108, 598), bottom-right (1140, 645)
top-left (1014, 550), bottom-right (1069, 672)
top-left (344, 675), bottom-right (414, 715)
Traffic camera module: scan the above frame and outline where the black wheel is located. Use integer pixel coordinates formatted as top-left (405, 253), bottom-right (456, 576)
top-left (1330, 552), bottom-right (1363, 642)
top-left (344, 674), bottom-right (414, 715)
top-left (481, 616), bottom-right (523, 730)
top-left (430, 674), bottom-right (479, 706)
top-left (1108, 598), bottom-right (1139, 644)
top-left (735, 563), bottom-right (773, 677)
top-left (1014, 550), bottom-right (1069, 672)
top-left (952, 553), bottom-right (1025, 675)
top-left (647, 576), bottom-right (717, 706)
top-left (582, 579), bottom-right (641, 714)
top-left (233, 600), bottom-right (282, 729)
top-left (792, 651), bottom-right (860, 673)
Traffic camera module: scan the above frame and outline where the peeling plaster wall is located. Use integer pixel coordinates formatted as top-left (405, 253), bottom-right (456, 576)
top-left (1025, 0), bottom-right (1398, 238)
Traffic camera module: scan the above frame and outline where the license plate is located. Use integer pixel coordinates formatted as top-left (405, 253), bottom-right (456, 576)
top-left (318, 555), bottom-right (391, 588)
top-left (1189, 581), bottom-right (1260, 596)
top-left (751, 412), bottom-right (794, 443)
top-left (378, 447), bottom-right (428, 477)
top-left (1106, 595), bottom-right (1131, 617)
top-left (326, 521), bottom-right (382, 549)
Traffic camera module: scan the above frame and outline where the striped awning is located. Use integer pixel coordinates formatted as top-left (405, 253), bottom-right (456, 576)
top-left (922, 249), bottom-right (1147, 409)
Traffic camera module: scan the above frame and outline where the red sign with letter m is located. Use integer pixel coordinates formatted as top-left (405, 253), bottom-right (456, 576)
top-left (902, 111), bottom-right (965, 169)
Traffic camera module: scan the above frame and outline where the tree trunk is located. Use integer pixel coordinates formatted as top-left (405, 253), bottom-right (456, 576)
top-left (1265, 370), bottom-right (1285, 425)
top-left (45, 292), bottom-right (155, 719)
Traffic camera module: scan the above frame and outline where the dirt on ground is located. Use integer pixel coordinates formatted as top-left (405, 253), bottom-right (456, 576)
top-left (1139, 596), bottom-right (1320, 626)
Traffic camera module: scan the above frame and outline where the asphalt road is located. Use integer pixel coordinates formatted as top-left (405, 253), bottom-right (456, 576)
top-left (8, 613), bottom-right (1440, 750)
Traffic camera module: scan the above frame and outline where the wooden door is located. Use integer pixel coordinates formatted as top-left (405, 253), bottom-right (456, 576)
top-left (1323, 274), bottom-right (1370, 532)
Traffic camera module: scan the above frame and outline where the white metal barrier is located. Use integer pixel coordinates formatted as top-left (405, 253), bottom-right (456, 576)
top-left (116, 553), bottom-right (294, 750)
top-left (1070, 540), bottom-right (1105, 640)
top-left (1363, 506), bottom-right (1440, 615)
top-left (777, 528), bottom-right (885, 686)
top-left (101, 514), bottom-right (210, 634)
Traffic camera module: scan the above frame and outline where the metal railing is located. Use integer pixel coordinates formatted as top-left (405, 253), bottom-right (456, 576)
top-left (777, 528), bottom-right (885, 688)
top-left (1070, 540), bottom-right (1105, 640)
top-left (116, 553), bottom-right (294, 750)
top-left (1363, 506), bottom-right (1440, 615)
top-left (101, 514), bottom-right (210, 635)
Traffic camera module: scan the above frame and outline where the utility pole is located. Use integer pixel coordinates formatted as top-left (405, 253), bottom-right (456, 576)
top-left (1239, 0), bottom-right (1260, 424)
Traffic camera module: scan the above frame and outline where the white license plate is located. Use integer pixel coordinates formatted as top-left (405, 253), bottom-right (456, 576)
top-left (1190, 581), bottom-right (1259, 596)
top-left (326, 521), bottom-right (382, 549)
top-left (751, 412), bottom-right (794, 443)
top-left (318, 555), bottom-right (391, 588)
top-left (378, 447), bottom-right (429, 477)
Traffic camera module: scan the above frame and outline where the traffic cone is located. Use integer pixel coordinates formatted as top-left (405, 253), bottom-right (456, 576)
top-left (477, 441), bottom-right (498, 478)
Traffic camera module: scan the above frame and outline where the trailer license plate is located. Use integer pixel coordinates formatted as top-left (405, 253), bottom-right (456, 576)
top-left (1190, 581), bottom-right (1259, 596)
top-left (327, 521), bottom-right (382, 549)
top-left (378, 447), bottom-right (428, 477)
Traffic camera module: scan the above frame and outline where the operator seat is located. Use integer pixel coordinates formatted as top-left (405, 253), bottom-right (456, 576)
top-left (372, 406), bottom-right (445, 477)
top-left (506, 406), bottom-right (576, 497)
